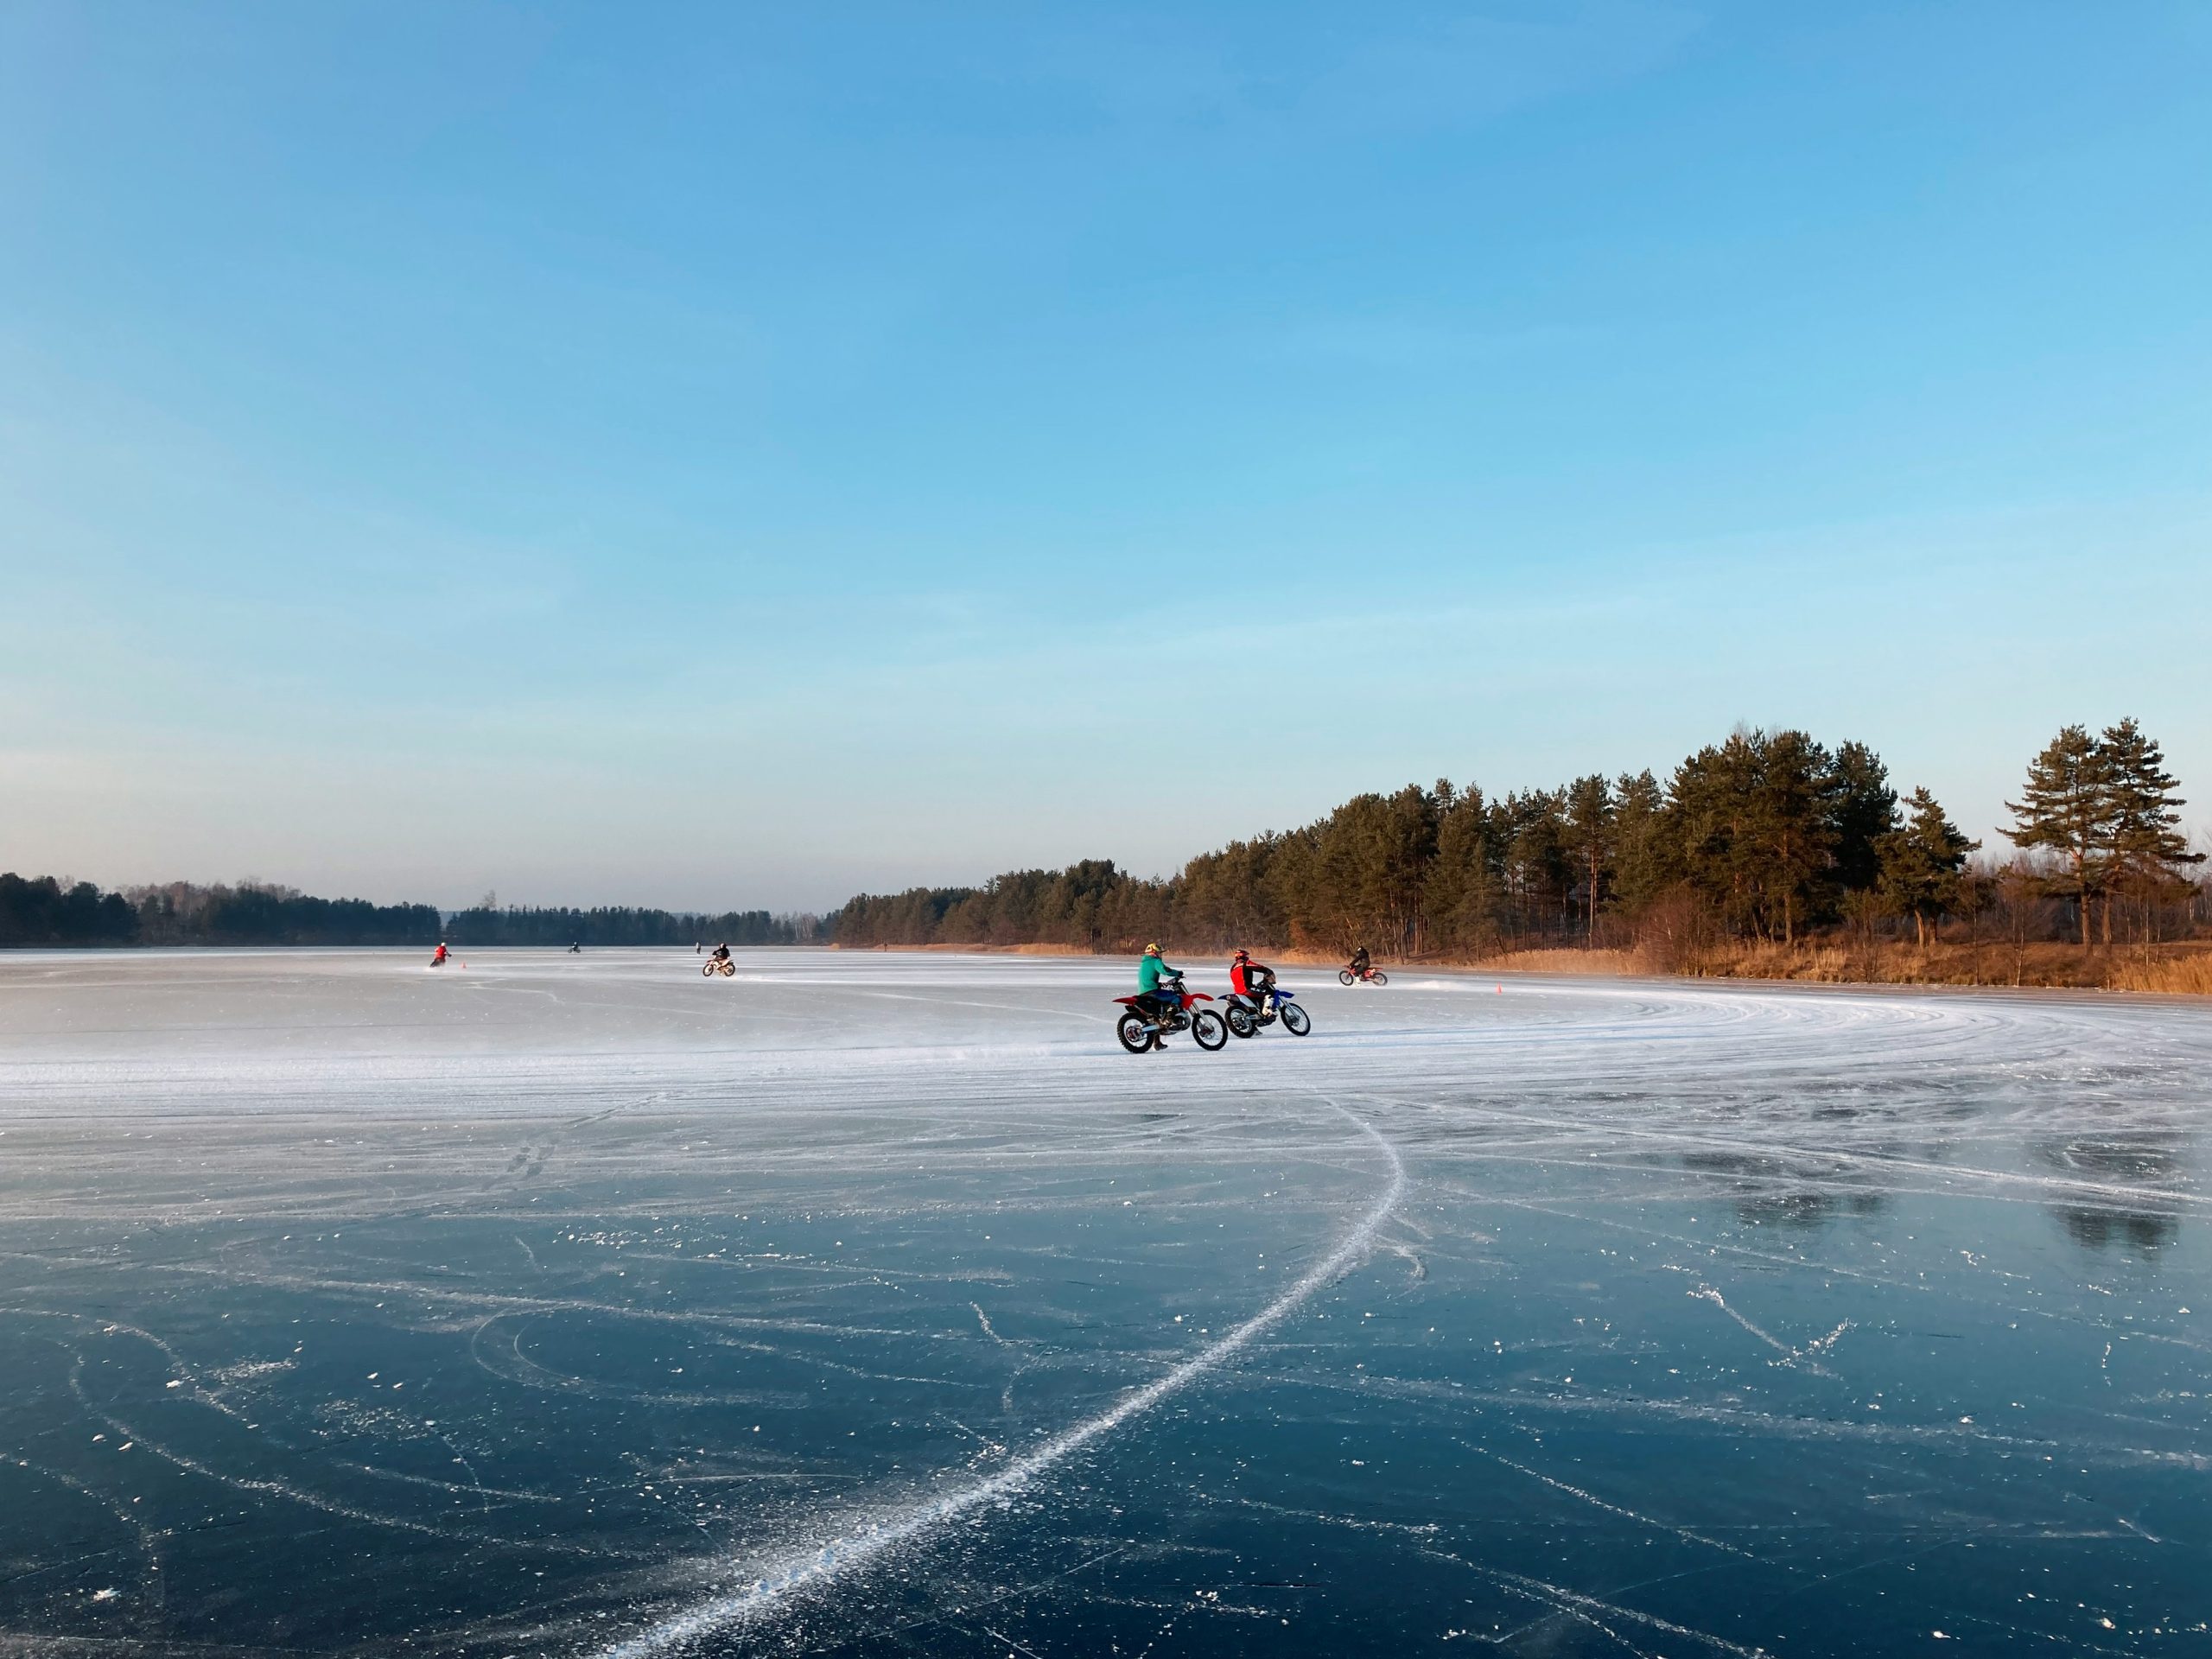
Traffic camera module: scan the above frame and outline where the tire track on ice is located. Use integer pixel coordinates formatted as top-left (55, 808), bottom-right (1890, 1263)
top-left (590, 1099), bottom-right (1407, 1658)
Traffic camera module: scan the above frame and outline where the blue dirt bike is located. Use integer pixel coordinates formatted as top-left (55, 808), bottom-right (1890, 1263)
top-left (1223, 983), bottom-right (1311, 1039)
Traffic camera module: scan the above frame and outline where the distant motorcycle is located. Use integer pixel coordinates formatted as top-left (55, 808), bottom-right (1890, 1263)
top-left (702, 957), bottom-right (735, 976)
top-left (1113, 975), bottom-right (1227, 1053)
top-left (1224, 984), bottom-right (1311, 1039)
top-left (1338, 965), bottom-right (1389, 986)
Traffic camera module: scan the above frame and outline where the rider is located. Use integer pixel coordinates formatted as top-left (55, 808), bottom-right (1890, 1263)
top-left (710, 942), bottom-right (731, 966)
top-left (1135, 942), bottom-right (1183, 1031)
top-left (431, 942), bottom-right (448, 967)
top-left (1230, 947), bottom-right (1276, 1015)
top-left (1348, 943), bottom-right (1371, 980)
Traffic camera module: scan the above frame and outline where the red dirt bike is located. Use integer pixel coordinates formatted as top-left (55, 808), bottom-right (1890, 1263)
top-left (1338, 963), bottom-right (1389, 986)
top-left (1113, 975), bottom-right (1228, 1053)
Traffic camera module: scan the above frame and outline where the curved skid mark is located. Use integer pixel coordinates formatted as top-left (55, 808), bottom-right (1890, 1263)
top-left (2, 1452), bottom-right (169, 1616)
top-left (593, 1103), bottom-right (1406, 1658)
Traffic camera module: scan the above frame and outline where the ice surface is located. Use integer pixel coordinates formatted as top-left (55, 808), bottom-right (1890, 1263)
top-left (0, 948), bottom-right (2205, 1656)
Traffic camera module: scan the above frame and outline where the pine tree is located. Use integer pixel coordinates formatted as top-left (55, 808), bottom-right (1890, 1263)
top-left (2005, 725), bottom-right (2112, 948)
top-left (1563, 774), bottom-right (1615, 944)
top-left (1763, 731), bottom-right (1841, 945)
top-left (1876, 787), bottom-right (1980, 945)
top-left (1424, 782), bottom-right (1498, 955)
top-left (1670, 733), bottom-right (1765, 939)
top-left (2099, 717), bottom-right (2203, 942)
top-left (1500, 789), bottom-right (1573, 941)
top-left (1829, 741), bottom-right (1898, 894)
top-left (1608, 770), bottom-right (1673, 915)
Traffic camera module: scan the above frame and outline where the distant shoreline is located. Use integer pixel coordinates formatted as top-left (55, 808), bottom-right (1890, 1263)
top-left (5, 936), bottom-right (2203, 997)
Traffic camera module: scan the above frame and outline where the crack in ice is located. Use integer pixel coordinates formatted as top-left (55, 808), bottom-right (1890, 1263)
top-left (593, 1105), bottom-right (1405, 1657)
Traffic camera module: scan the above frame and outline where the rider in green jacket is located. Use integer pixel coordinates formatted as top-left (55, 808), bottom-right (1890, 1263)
top-left (1135, 943), bottom-right (1182, 1027)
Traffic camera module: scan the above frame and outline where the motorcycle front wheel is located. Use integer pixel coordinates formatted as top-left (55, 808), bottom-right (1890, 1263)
top-left (1281, 1002), bottom-right (1312, 1035)
top-left (1116, 1013), bottom-right (1154, 1054)
top-left (1192, 1009), bottom-right (1228, 1051)
top-left (1338, 969), bottom-right (1357, 986)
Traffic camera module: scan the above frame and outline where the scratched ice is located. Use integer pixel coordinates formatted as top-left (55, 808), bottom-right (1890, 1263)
top-left (0, 950), bottom-right (2205, 1657)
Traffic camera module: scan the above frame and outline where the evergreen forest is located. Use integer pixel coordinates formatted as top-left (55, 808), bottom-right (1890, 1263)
top-left (829, 721), bottom-right (2207, 965)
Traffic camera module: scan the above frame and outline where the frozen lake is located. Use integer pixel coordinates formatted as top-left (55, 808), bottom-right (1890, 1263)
top-left (0, 949), bottom-right (2204, 1657)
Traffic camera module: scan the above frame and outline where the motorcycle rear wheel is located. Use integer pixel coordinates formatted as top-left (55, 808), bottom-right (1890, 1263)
top-left (1224, 1003), bottom-right (1255, 1039)
top-left (1192, 1009), bottom-right (1228, 1051)
top-left (1116, 1013), bottom-right (1153, 1053)
top-left (1368, 970), bottom-right (1388, 987)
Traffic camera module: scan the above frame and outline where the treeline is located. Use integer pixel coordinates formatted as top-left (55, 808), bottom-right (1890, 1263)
top-left (0, 878), bottom-right (819, 950)
top-left (444, 902), bottom-right (817, 947)
top-left (828, 721), bottom-right (2207, 963)
top-left (0, 874), bottom-right (140, 945)
top-left (1, 876), bottom-right (440, 947)
top-left (832, 861), bottom-right (1130, 951)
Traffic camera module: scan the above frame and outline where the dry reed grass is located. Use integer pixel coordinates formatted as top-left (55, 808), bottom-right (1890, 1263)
top-left (2107, 954), bottom-right (2212, 995)
top-left (832, 937), bottom-right (2212, 994)
top-left (1659, 938), bottom-right (2212, 993)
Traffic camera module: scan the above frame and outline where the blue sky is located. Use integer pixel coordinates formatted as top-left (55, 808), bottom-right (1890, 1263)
top-left (3, 2), bottom-right (2208, 910)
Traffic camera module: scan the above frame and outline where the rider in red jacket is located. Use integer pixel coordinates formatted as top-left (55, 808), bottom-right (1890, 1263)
top-left (1230, 948), bottom-right (1275, 1006)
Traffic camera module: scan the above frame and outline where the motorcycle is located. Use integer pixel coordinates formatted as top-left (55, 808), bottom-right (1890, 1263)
top-left (1113, 975), bottom-right (1227, 1053)
top-left (1224, 983), bottom-right (1311, 1039)
top-left (702, 957), bottom-right (735, 976)
top-left (1338, 964), bottom-right (1389, 986)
